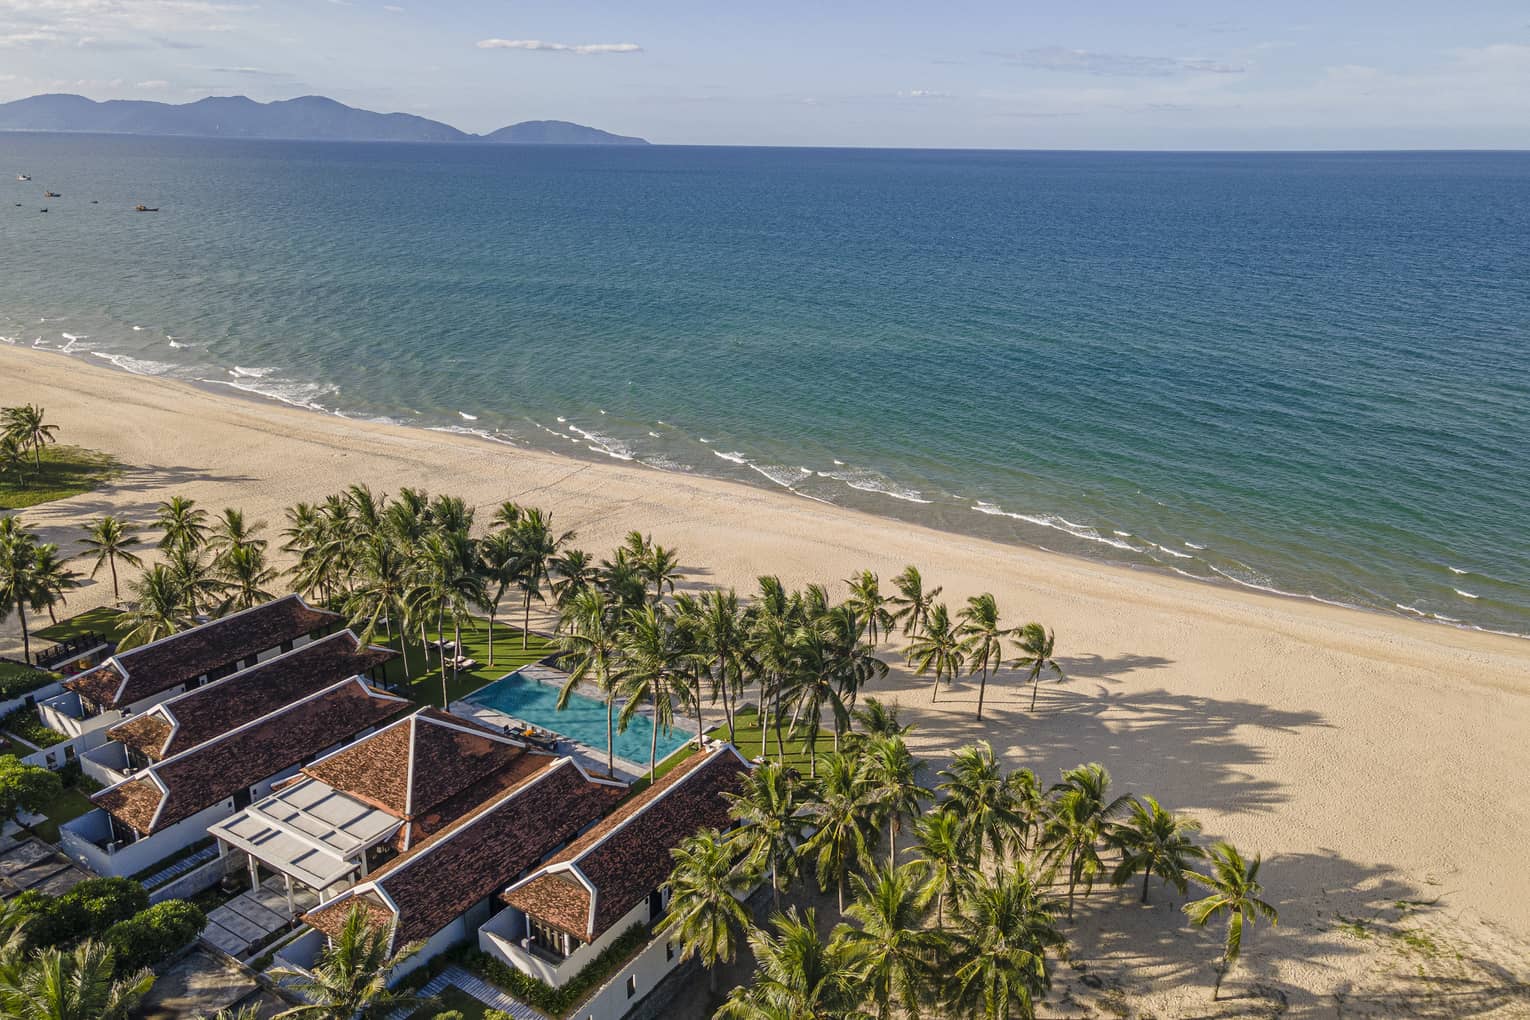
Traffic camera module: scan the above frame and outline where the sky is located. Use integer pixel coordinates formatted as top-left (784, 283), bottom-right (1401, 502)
top-left (2, 1), bottom-right (1530, 149)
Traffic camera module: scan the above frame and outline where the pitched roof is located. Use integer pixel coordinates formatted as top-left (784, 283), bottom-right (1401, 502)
top-left (503, 745), bottom-right (750, 941)
top-left (67, 595), bottom-right (339, 709)
top-left (302, 756), bottom-right (624, 947)
top-left (107, 631), bottom-right (396, 762)
top-left (301, 708), bottom-right (540, 849)
top-left (92, 678), bottom-right (408, 835)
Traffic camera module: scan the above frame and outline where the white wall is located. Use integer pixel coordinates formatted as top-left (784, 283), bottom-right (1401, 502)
top-left (148, 856), bottom-right (223, 904)
top-left (565, 929), bottom-right (683, 1020)
top-left (59, 799), bottom-right (236, 878)
top-left (481, 898), bottom-right (649, 989)
top-left (0, 678), bottom-right (65, 719)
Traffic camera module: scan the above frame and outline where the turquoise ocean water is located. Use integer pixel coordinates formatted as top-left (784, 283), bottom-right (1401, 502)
top-left (2, 135), bottom-right (1527, 637)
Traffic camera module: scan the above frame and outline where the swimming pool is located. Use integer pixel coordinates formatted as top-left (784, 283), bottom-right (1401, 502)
top-left (466, 668), bottom-right (691, 766)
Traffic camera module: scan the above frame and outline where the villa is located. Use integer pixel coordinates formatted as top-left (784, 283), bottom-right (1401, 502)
top-left (39, 595), bottom-right (340, 752)
top-left (59, 675), bottom-right (408, 879)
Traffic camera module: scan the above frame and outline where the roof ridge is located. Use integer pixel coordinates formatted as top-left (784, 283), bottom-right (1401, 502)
top-left (564, 745), bottom-right (729, 864)
top-left (135, 629), bottom-right (363, 713)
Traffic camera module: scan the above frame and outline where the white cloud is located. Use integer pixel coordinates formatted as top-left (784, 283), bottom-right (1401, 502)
top-left (0, 0), bottom-right (251, 49)
top-left (898, 89), bottom-right (954, 99)
top-left (996, 47), bottom-right (1244, 77)
top-left (476, 38), bottom-right (641, 55)
top-left (135, 78), bottom-right (168, 87)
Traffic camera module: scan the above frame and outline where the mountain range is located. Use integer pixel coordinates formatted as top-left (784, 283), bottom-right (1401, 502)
top-left (0, 94), bottom-right (649, 145)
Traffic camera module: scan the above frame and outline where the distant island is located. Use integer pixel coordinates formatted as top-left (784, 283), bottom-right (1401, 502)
top-left (0, 93), bottom-right (649, 145)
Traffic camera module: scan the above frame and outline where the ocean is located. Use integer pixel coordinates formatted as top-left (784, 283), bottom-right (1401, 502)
top-left (2, 135), bottom-right (1527, 637)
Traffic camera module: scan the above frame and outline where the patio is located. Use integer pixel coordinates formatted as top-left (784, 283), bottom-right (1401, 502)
top-left (202, 875), bottom-right (318, 959)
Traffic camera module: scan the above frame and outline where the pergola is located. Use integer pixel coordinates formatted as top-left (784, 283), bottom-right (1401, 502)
top-left (209, 777), bottom-right (402, 917)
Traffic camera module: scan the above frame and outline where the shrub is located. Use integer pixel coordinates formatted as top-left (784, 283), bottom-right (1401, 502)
top-left (451, 924), bottom-right (649, 1018)
top-left (0, 754), bottom-right (62, 822)
top-left (105, 899), bottom-right (206, 973)
top-left (0, 662), bottom-right (55, 700)
top-left (11, 889), bottom-right (84, 948)
top-left (0, 708), bottom-right (66, 749)
top-left (12, 876), bottom-right (148, 949)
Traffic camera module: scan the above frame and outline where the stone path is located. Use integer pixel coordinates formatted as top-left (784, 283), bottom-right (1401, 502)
top-left (412, 965), bottom-right (549, 1020)
top-left (0, 835), bottom-right (88, 900)
top-left (138, 842), bottom-right (218, 890)
top-left (202, 881), bottom-right (298, 958)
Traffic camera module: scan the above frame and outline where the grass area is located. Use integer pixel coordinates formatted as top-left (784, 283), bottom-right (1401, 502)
top-left (408, 985), bottom-right (493, 1020)
top-left (1, 706), bottom-right (66, 749)
top-left (26, 784), bottom-right (97, 844)
top-left (373, 616), bottom-right (558, 708)
top-left (34, 606), bottom-right (130, 645)
top-left (0, 444), bottom-right (118, 510)
top-left (0, 661), bottom-right (57, 700)
top-left (706, 705), bottom-right (834, 770)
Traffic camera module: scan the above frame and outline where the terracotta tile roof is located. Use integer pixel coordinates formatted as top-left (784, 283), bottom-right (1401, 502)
top-left (503, 746), bottom-right (750, 941)
top-left (304, 890), bottom-right (395, 940)
top-left (107, 632), bottom-right (395, 762)
top-left (302, 756), bottom-right (623, 947)
top-left (66, 595), bottom-right (339, 709)
top-left (301, 708), bottom-right (537, 850)
top-left (92, 678), bottom-right (408, 835)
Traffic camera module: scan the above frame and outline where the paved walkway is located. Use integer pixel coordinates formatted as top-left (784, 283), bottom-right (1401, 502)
top-left (0, 835), bottom-right (89, 900)
top-left (202, 877), bottom-right (316, 959)
top-left (139, 843), bottom-right (218, 889)
top-left (414, 965), bottom-right (549, 1020)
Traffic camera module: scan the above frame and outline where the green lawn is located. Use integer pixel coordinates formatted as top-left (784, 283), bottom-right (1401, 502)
top-left (26, 785), bottom-right (98, 844)
top-left (373, 616), bottom-right (559, 708)
top-left (0, 445), bottom-right (118, 510)
top-left (706, 705), bottom-right (834, 770)
top-left (408, 985), bottom-right (492, 1020)
top-left (33, 606), bottom-right (130, 645)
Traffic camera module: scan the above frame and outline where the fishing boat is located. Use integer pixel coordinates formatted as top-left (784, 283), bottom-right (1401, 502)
top-left (135, 205), bottom-right (159, 213)
top-left (44, 191), bottom-right (60, 198)
top-left (16, 174), bottom-right (30, 182)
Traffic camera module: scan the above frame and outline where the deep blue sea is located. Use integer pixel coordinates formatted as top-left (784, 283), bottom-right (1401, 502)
top-left (2, 135), bottom-right (1527, 637)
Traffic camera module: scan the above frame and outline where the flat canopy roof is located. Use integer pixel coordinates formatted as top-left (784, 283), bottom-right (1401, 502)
top-left (209, 777), bottom-right (402, 890)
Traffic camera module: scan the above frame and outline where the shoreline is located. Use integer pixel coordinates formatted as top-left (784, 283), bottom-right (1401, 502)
top-left (11, 342), bottom-right (1528, 653)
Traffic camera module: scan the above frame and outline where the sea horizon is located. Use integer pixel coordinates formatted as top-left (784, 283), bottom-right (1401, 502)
top-left (4, 134), bottom-right (1527, 638)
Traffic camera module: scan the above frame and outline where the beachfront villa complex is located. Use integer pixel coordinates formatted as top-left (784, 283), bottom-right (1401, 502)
top-left (37, 604), bottom-right (753, 1019)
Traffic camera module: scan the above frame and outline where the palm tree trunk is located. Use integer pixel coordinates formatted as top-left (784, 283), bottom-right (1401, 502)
top-left (108, 554), bottom-right (120, 603)
top-left (606, 694), bottom-right (615, 777)
top-left (758, 679), bottom-right (769, 759)
top-left (649, 695), bottom-right (659, 784)
top-left (15, 598), bottom-right (30, 664)
top-left (773, 687), bottom-right (786, 762)
top-left (1212, 957), bottom-right (1226, 1001)
top-left (1030, 672), bottom-right (1041, 712)
top-left (487, 609), bottom-right (496, 667)
top-left (522, 588), bottom-right (532, 649)
top-left (1142, 870), bottom-right (1151, 904)
top-left (931, 669), bottom-right (940, 703)
top-left (976, 666), bottom-right (988, 721)
top-left (693, 676), bottom-right (705, 751)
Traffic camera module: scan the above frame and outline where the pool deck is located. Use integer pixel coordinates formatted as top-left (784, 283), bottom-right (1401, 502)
top-left (449, 662), bottom-right (698, 784)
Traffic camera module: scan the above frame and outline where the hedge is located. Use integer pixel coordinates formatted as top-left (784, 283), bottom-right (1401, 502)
top-left (0, 662), bottom-right (55, 700)
top-left (1, 707), bottom-right (66, 749)
top-left (105, 900), bottom-right (207, 973)
top-left (451, 923), bottom-right (649, 1019)
top-left (14, 877), bottom-right (148, 948)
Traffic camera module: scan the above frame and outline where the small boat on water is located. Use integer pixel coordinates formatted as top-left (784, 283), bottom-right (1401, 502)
top-left (135, 205), bottom-right (159, 213)
top-left (44, 191), bottom-right (60, 198)
top-left (16, 174), bottom-right (30, 182)
top-left (39, 208), bottom-right (48, 213)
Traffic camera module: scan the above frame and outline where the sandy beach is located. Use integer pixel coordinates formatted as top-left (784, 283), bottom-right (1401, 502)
top-left (5, 343), bottom-right (1529, 1017)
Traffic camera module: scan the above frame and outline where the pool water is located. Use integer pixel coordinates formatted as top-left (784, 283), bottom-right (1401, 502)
top-left (467, 671), bottom-right (691, 766)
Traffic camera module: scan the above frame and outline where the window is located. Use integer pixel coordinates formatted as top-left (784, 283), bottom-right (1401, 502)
top-left (64, 746), bottom-right (75, 760)
top-left (665, 942), bottom-right (674, 962)
top-left (280, 640), bottom-right (294, 653)
top-left (626, 975), bottom-right (637, 999)
top-left (528, 918), bottom-right (569, 959)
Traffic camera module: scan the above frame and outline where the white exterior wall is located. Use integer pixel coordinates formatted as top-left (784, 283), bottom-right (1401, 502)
top-left (481, 899), bottom-right (648, 989)
top-left (59, 799), bottom-right (236, 877)
top-left (78, 741), bottom-right (132, 786)
top-left (0, 678), bottom-right (65, 719)
top-left (565, 931), bottom-right (682, 1020)
top-left (388, 896), bottom-right (495, 985)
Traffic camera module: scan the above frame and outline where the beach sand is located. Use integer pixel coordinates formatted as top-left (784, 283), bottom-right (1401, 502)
top-left (4, 344), bottom-right (1529, 1017)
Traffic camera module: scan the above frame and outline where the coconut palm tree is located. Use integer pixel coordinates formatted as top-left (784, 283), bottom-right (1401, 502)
top-left (164, 544), bottom-right (226, 617)
top-left (861, 733), bottom-right (930, 867)
top-left (218, 544), bottom-right (277, 611)
top-left (415, 530), bottom-right (484, 707)
top-left (207, 507), bottom-right (267, 560)
top-left (656, 829), bottom-right (752, 994)
top-left (937, 741), bottom-right (1022, 869)
top-left (28, 544), bottom-right (80, 626)
top-left (117, 564), bottom-right (191, 649)
top-left (511, 508), bottom-right (573, 649)
top-left (844, 570), bottom-right (894, 649)
top-left (476, 528), bottom-right (519, 667)
top-left (0, 939), bottom-right (154, 1020)
top-left (1, 404), bottom-right (58, 470)
top-left (801, 752), bottom-right (879, 911)
top-left (851, 697), bottom-right (912, 741)
top-left (958, 593), bottom-right (1010, 722)
top-left (912, 809), bottom-right (967, 926)
top-left (745, 577), bottom-right (796, 762)
top-left (692, 588), bottom-right (747, 744)
top-left (615, 603), bottom-right (688, 783)
top-left (947, 864), bottom-right (1063, 1020)
top-left (906, 603), bottom-right (962, 703)
top-left (345, 535), bottom-right (414, 676)
top-left (1041, 763), bottom-right (1130, 920)
top-left (889, 565), bottom-right (941, 640)
top-left (641, 542), bottom-right (681, 605)
top-left (1183, 842), bottom-right (1278, 1001)
top-left (784, 623), bottom-right (853, 773)
top-left (0, 516), bottom-right (42, 663)
top-left (80, 516), bottom-right (143, 604)
top-left (490, 500), bottom-right (522, 532)
top-left (715, 909), bottom-right (868, 1020)
top-left (154, 496), bottom-right (208, 553)
top-left (1011, 622), bottom-right (1063, 713)
top-left (549, 547), bottom-right (595, 609)
top-left (271, 903), bottom-right (431, 1019)
top-left (839, 861), bottom-right (940, 1020)
top-left (1110, 795), bottom-right (1205, 904)
top-left (556, 587), bottom-right (621, 776)
top-left (724, 760), bottom-right (807, 908)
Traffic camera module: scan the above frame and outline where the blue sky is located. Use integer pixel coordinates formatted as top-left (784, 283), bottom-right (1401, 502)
top-left (2, 1), bottom-right (1529, 148)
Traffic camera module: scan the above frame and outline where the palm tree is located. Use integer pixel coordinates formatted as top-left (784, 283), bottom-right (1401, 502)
top-left (715, 909), bottom-right (868, 1020)
top-left (839, 861), bottom-right (939, 1020)
top-left (745, 577), bottom-right (796, 762)
top-left (861, 733), bottom-right (930, 867)
top-left (657, 828), bottom-right (751, 994)
top-left (0, 435), bottom-right (28, 487)
top-left (912, 809), bottom-right (967, 926)
top-left (218, 544), bottom-right (277, 611)
top-left (1, 404), bottom-right (58, 470)
top-left (947, 864), bottom-right (1063, 1020)
top-left (80, 516), bottom-right (143, 604)
top-left (957, 593), bottom-right (1010, 722)
top-left (477, 528), bottom-right (519, 667)
top-left (844, 570), bottom-right (893, 648)
top-left (549, 547), bottom-right (595, 609)
top-left (1110, 796), bottom-right (1205, 904)
top-left (615, 603), bottom-right (688, 783)
top-left (1011, 622), bottom-right (1062, 713)
top-left (851, 697), bottom-right (911, 741)
top-left (208, 507), bottom-right (267, 560)
top-left (1041, 763), bottom-right (1130, 920)
top-left (557, 587), bottom-right (622, 776)
top-left (417, 531), bottom-right (484, 708)
top-left (889, 564), bottom-right (941, 640)
top-left (0, 516), bottom-right (41, 663)
top-left (937, 741), bottom-right (1022, 869)
top-left (724, 761), bottom-right (807, 908)
top-left (164, 544), bottom-right (226, 617)
top-left (0, 940), bottom-right (154, 1020)
top-left (345, 536), bottom-right (413, 676)
top-left (511, 508), bottom-right (573, 649)
top-left (271, 903), bottom-right (430, 1019)
top-left (491, 500), bottom-right (522, 532)
top-left (154, 496), bottom-right (208, 553)
top-left (28, 544), bottom-right (79, 626)
top-left (1183, 842), bottom-right (1278, 1001)
top-left (906, 603), bottom-right (962, 703)
top-left (117, 564), bottom-right (191, 649)
top-left (801, 753), bottom-right (879, 911)
top-left (642, 542), bottom-right (681, 605)
top-left (690, 588), bottom-right (746, 743)
top-left (784, 623), bottom-right (853, 774)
